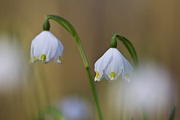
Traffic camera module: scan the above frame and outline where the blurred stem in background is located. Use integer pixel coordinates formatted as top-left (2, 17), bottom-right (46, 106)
top-left (39, 66), bottom-right (50, 105)
top-left (27, 66), bottom-right (42, 120)
top-left (44, 15), bottom-right (104, 120)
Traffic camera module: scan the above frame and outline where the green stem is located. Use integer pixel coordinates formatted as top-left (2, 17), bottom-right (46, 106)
top-left (112, 34), bottom-right (139, 67)
top-left (45, 14), bottom-right (104, 120)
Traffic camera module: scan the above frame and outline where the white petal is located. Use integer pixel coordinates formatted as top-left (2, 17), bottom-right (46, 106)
top-left (121, 56), bottom-right (133, 81)
top-left (54, 40), bottom-right (64, 64)
top-left (32, 31), bottom-right (58, 62)
top-left (30, 40), bottom-right (35, 63)
top-left (94, 48), bottom-right (113, 81)
top-left (43, 32), bottom-right (59, 62)
top-left (104, 48), bottom-right (123, 81)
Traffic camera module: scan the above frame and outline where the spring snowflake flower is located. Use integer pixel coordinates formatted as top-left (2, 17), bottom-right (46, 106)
top-left (94, 48), bottom-right (133, 82)
top-left (30, 31), bottom-right (64, 64)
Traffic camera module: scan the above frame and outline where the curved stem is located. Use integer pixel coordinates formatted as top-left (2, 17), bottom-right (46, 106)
top-left (45, 15), bottom-right (104, 120)
top-left (112, 34), bottom-right (139, 67)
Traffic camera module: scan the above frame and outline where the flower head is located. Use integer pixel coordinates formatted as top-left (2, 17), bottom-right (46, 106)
top-left (94, 48), bottom-right (133, 81)
top-left (30, 31), bottom-right (64, 64)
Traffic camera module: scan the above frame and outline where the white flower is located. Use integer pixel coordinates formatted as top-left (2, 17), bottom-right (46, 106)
top-left (94, 48), bottom-right (133, 81)
top-left (0, 36), bottom-right (22, 91)
top-left (30, 31), bottom-right (64, 64)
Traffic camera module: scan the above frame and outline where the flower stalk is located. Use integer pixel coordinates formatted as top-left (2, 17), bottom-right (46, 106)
top-left (44, 15), bottom-right (104, 120)
top-left (111, 34), bottom-right (139, 67)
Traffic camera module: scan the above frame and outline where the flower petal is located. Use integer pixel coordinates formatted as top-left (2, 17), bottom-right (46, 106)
top-left (94, 48), bottom-right (113, 81)
top-left (54, 40), bottom-right (64, 64)
top-left (94, 47), bottom-right (133, 82)
top-left (41, 32), bottom-right (59, 62)
top-left (32, 31), bottom-right (58, 62)
top-left (121, 56), bottom-right (133, 82)
top-left (104, 48), bottom-right (123, 81)
top-left (30, 40), bottom-right (35, 63)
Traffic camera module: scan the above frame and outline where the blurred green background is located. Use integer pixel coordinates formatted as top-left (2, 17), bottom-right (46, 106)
top-left (0, 0), bottom-right (179, 120)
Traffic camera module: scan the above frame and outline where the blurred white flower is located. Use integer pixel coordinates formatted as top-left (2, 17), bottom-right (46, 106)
top-left (94, 48), bottom-right (133, 81)
top-left (128, 62), bottom-right (174, 111)
top-left (30, 31), bottom-right (64, 64)
top-left (59, 96), bottom-right (92, 120)
top-left (107, 61), bottom-right (175, 119)
top-left (0, 36), bottom-right (22, 91)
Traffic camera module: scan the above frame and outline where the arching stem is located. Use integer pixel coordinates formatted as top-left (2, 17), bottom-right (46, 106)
top-left (44, 15), bottom-right (104, 120)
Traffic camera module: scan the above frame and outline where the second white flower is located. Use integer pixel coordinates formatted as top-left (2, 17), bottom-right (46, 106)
top-left (94, 48), bottom-right (133, 81)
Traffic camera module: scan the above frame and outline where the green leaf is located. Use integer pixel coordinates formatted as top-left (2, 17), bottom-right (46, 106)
top-left (168, 106), bottom-right (176, 120)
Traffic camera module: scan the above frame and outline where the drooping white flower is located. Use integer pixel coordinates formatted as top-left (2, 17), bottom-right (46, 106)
top-left (94, 48), bottom-right (133, 81)
top-left (30, 31), bottom-right (64, 64)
